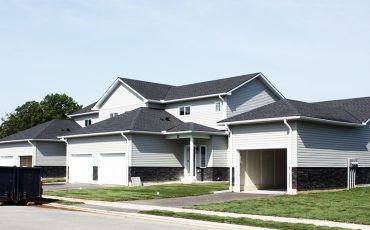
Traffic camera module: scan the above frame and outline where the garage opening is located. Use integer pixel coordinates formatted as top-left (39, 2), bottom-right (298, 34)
top-left (240, 149), bottom-right (287, 192)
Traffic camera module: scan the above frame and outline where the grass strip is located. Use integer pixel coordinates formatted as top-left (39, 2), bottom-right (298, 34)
top-left (141, 210), bottom-right (346, 230)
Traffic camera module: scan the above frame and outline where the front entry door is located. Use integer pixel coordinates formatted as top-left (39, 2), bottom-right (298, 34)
top-left (184, 146), bottom-right (197, 180)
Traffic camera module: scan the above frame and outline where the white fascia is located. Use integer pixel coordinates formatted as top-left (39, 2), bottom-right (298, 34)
top-left (156, 93), bottom-right (229, 104)
top-left (92, 78), bottom-right (148, 110)
top-left (161, 130), bottom-right (228, 136)
top-left (68, 111), bottom-right (99, 118)
top-left (59, 130), bottom-right (163, 139)
top-left (0, 139), bottom-right (64, 145)
top-left (220, 116), bottom-right (364, 127)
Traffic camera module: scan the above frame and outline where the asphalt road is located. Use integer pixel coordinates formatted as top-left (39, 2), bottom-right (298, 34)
top-left (0, 206), bottom-right (248, 230)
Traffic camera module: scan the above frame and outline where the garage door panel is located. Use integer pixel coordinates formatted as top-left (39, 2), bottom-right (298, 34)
top-left (69, 154), bottom-right (93, 183)
top-left (99, 153), bottom-right (127, 185)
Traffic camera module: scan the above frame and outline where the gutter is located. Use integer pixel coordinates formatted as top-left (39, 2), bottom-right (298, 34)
top-left (219, 116), bottom-right (364, 127)
top-left (68, 111), bottom-right (99, 118)
top-left (0, 139), bottom-right (64, 145)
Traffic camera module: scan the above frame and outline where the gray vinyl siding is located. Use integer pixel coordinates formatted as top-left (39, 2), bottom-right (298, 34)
top-left (231, 122), bottom-right (296, 167)
top-left (297, 122), bottom-right (370, 167)
top-left (227, 78), bottom-right (278, 117)
top-left (211, 135), bottom-right (228, 167)
top-left (131, 134), bottom-right (186, 167)
top-left (35, 142), bottom-right (66, 166)
top-left (164, 97), bottom-right (224, 129)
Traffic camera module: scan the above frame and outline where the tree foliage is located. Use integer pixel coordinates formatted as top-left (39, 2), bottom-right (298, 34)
top-left (0, 93), bottom-right (82, 138)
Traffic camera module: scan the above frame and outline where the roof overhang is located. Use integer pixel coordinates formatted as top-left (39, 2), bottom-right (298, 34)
top-left (68, 111), bottom-right (99, 118)
top-left (0, 139), bottom-right (64, 144)
top-left (219, 116), bottom-right (364, 127)
top-left (60, 129), bottom-right (228, 139)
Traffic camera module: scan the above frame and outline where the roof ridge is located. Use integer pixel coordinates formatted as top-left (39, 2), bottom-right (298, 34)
top-left (314, 96), bottom-right (370, 104)
top-left (119, 77), bottom-right (174, 88)
top-left (284, 99), bottom-right (302, 115)
top-left (128, 108), bottom-right (144, 130)
top-left (32, 119), bottom-right (57, 139)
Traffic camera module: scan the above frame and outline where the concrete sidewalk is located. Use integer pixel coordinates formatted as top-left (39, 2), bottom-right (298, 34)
top-left (43, 195), bottom-right (370, 230)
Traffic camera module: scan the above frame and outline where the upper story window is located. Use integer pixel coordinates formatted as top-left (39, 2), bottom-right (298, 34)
top-left (84, 119), bottom-right (92, 127)
top-left (110, 112), bottom-right (119, 118)
top-left (179, 106), bottom-right (191, 116)
top-left (215, 102), bottom-right (222, 112)
top-left (200, 146), bottom-right (207, 168)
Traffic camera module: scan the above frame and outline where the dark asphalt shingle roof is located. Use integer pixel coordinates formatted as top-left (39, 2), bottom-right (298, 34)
top-left (65, 108), bottom-right (223, 136)
top-left (69, 102), bottom-right (98, 116)
top-left (0, 119), bottom-right (81, 142)
top-left (166, 122), bottom-right (223, 133)
top-left (70, 73), bottom-right (263, 116)
top-left (119, 78), bottom-right (173, 101)
top-left (66, 108), bottom-right (183, 136)
top-left (220, 99), bottom-right (363, 124)
top-left (163, 73), bottom-right (260, 100)
top-left (314, 97), bottom-right (370, 123)
top-left (120, 73), bottom-right (260, 101)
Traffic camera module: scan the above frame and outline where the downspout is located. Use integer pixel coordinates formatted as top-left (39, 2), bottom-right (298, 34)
top-left (219, 94), bottom-right (227, 119)
top-left (283, 119), bottom-right (293, 195)
top-left (121, 132), bottom-right (130, 186)
top-left (61, 138), bottom-right (69, 183)
top-left (225, 124), bottom-right (233, 192)
top-left (27, 139), bottom-right (36, 167)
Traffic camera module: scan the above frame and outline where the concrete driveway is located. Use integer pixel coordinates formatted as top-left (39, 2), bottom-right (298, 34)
top-left (123, 192), bottom-right (278, 208)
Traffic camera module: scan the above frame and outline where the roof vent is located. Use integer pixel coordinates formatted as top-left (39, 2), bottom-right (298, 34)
top-left (165, 117), bottom-right (170, 121)
top-left (66, 128), bottom-right (70, 132)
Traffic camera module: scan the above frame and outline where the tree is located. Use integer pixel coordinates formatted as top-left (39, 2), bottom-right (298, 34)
top-left (0, 94), bottom-right (82, 138)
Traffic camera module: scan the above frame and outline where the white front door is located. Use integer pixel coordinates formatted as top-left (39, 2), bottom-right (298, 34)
top-left (184, 146), bottom-right (197, 180)
top-left (69, 154), bottom-right (93, 183)
top-left (99, 153), bottom-right (127, 185)
top-left (0, 156), bottom-right (14, 166)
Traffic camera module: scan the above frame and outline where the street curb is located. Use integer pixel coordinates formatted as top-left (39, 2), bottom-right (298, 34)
top-left (44, 203), bottom-right (265, 230)
top-left (43, 195), bottom-right (370, 230)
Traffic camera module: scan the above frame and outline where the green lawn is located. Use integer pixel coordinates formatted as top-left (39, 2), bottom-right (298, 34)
top-left (44, 183), bottom-right (228, 202)
top-left (43, 178), bottom-right (66, 183)
top-left (141, 210), bottom-right (344, 230)
top-left (190, 187), bottom-right (370, 225)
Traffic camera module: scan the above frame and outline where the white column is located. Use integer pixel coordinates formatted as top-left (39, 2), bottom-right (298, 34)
top-left (235, 150), bottom-right (241, 192)
top-left (190, 136), bottom-right (194, 182)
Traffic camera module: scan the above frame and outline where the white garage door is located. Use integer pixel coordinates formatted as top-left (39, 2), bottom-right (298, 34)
top-left (0, 156), bottom-right (14, 166)
top-left (99, 153), bottom-right (127, 185)
top-left (69, 154), bottom-right (93, 183)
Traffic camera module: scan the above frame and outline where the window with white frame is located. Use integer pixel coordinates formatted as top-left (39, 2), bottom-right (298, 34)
top-left (84, 119), bottom-right (92, 127)
top-left (200, 146), bottom-right (207, 168)
top-left (110, 112), bottom-right (119, 118)
top-left (179, 106), bottom-right (191, 116)
top-left (215, 102), bottom-right (222, 112)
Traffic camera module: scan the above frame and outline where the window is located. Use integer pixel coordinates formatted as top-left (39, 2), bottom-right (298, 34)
top-left (84, 119), bottom-right (92, 127)
top-left (200, 146), bottom-right (207, 168)
top-left (179, 106), bottom-right (191, 116)
top-left (110, 112), bottom-right (119, 118)
top-left (215, 102), bottom-right (222, 112)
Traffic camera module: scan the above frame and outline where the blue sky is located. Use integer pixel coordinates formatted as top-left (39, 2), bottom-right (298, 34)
top-left (1, 0), bottom-right (370, 118)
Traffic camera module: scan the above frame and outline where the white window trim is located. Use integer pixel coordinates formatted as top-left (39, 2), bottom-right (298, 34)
top-left (179, 105), bottom-right (191, 116)
top-left (215, 101), bottom-right (222, 112)
top-left (199, 145), bottom-right (207, 168)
